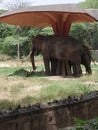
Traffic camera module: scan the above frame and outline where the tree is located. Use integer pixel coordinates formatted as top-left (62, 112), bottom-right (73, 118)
top-left (79, 0), bottom-right (98, 9)
top-left (2, 0), bottom-right (33, 61)
top-left (73, 0), bottom-right (98, 49)
top-left (2, 35), bottom-right (29, 57)
top-left (70, 22), bottom-right (98, 49)
top-left (3, 0), bottom-right (32, 10)
top-left (0, 23), bottom-right (17, 38)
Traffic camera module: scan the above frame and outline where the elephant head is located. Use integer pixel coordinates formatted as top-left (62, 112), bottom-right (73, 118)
top-left (81, 45), bottom-right (92, 74)
top-left (30, 35), bottom-right (45, 71)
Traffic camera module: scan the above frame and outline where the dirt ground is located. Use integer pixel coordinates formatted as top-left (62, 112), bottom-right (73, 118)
top-left (0, 60), bottom-right (31, 67)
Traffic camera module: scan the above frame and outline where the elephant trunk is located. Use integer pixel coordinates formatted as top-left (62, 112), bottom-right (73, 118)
top-left (21, 51), bottom-right (36, 71)
top-left (30, 50), bottom-right (36, 70)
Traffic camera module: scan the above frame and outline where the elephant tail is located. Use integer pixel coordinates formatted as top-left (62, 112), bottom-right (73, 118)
top-left (91, 56), bottom-right (97, 66)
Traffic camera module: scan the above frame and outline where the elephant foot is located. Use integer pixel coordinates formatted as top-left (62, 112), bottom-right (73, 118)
top-left (87, 69), bottom-right (92, 74)
top-left (50, 71), bottom-right (58, 76)
top-left (73, 73), bottom-right (82, 77)
top-left (61, 72), bottom-right (73, 78)
top-left (73, 70), bottom-right (82, 77)
top-left (62, 75), bottom-right (73, 78)
top-left (73, 71), bottom-right (82, 77)
top-left (30, 69), bottom-right (35, 72)
top-left (45, 72), bottom-right (51, 76)
top-left (33, 66), bottom-right (37, 70)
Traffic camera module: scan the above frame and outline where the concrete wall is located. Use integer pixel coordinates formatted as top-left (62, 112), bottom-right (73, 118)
top-left (0, 91), bottom-right (98, 130)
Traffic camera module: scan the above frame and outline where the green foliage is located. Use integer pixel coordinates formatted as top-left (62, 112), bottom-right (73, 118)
top-left (0, 100), bottom-right (15, 109)
top-left (70, 22), bottom-right (98, 49)
top-left (79, 0), bottom-right (98, 9)
top-left (17, 36), bottom-right (30, 56)
top-left (2, 36), bottom-right (18, 55)
top-left (39, 27), bottom-right (54, 35)
top-left (71, 117), bottom-right (98, 130)
top-left (1, 0), bottom-right (98, 57)
top-left (0, 23), bottom-right (54, 57)
top-left (0, 23), bottom-right (17, 38)
top-left (0, 67), bottom-right (18, 74)
top-left (1, 36), bottom-right (30, 56)
top-left (0, 9), bottom-right (6, 15)
top-left (78, 84), bottom-right (92, 94)
top-left (70, 23), bottom-right (86, 44)
top-left (11, 68), bottom-right (33, 77)
top-left (0, 38), bottom-right (3, 53)
top-left (0, 62), bottom-right (98, 109)
top-left (74, 118), bottom-right (86, 126)
top-left (19, 95), bottom-right (38, 106)
top-left (20, 26), bottom-right (31, 37)
top-left (28, 27), bottom-right (54, 38)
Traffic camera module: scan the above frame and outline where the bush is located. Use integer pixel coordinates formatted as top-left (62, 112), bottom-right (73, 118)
top-left (2, 36), bottom-right (30, 57)
top-left (68, 117), bottom-right (98, 130)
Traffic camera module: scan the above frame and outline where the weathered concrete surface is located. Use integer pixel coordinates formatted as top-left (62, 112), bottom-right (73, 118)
top-left (0, 91), bottom-right (98, 130)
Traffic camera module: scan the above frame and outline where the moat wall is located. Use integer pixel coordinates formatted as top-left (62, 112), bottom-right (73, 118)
top-left (0, 91), bottom-right (98, 130)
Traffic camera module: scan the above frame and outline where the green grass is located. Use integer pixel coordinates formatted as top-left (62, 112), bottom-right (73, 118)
top-left (0, 66), bottom-right (32, 75)
top-left (71, 117), bottom-right (98, 130)
top-left (0, 100), bottom-right (16, 109)
top-left (0, 62), bottom-right (98, 109)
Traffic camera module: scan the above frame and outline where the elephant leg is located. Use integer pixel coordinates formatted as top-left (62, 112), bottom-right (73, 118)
top-left (56, 60), bottom-right (72, 76)
top-left (73, 63), bottom-right (82, 77)
top-left (43, 56), bottom-right (51, 76)
top-left (86, 66), bottom-right (92, 74)
top-left (72, 55), bottom-right (82, 77)
top-left (51, 58), bottom-right (57, 76)
top-left (61, 61), bottom-right (66, 76)
top-left (64, 61), bottom-right (72, 76)
top-left (77, 64), bottom-right (82, 76)
top-left (81, 44), bottom-right (92, 74)
top-left (30, 52), bottom-right (36, 70)
top-left (84, 63), bottom-right (92, 74)
top-left (72, 64), bottom-right (77, 76)
top-left (56, 59), bottom-right (62, 75)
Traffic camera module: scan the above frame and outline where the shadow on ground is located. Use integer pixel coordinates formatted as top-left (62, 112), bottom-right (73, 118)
top-left (8, 68), bottom-right (45, 77)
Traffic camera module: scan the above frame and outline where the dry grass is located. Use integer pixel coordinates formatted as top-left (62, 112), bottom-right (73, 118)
top-left (0, 55), bottom-right (98, 109)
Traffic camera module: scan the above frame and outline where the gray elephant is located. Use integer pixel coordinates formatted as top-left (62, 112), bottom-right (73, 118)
top-left (29, 35), bottom-right (85, 77)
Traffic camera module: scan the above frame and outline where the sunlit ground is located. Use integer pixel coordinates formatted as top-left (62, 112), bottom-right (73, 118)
top-left (0, 55), bottom-right (98, 109)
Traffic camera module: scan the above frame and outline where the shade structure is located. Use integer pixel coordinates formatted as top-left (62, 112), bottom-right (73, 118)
top-left (86, 9), bottom-right (98, 21)
top-left (0, 4), bottom-right (97, 35)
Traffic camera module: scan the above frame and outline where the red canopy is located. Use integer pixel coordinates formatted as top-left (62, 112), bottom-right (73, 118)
top-left (0, 4), bottom-right (96, 35)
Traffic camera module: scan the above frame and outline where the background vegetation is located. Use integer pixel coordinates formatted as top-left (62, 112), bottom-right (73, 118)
top-left (0, 0), bottom-right (98, 58)
top-left (0, 0), bottom-right (98, 110)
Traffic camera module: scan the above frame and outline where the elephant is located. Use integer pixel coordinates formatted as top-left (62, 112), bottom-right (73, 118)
top-left (57, 44), bottom-right (92, 76)
top-left (29, 35), bottom-right (84, 77)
